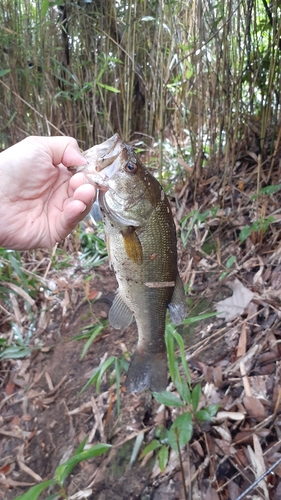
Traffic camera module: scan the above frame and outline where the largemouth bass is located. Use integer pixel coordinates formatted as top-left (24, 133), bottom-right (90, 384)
top-left (71, 134), bottom-right (187, 392)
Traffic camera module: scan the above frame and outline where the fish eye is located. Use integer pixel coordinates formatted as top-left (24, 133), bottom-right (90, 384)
top-left (125, 162), bottom-right (137, 173)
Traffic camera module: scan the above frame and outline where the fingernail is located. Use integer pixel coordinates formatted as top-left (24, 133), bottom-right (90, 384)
top-left (81, 203), bottom-right (87, 213)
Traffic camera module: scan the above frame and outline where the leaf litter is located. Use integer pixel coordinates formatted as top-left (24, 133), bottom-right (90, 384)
top-left (1, 129), bottom-right (281, 498)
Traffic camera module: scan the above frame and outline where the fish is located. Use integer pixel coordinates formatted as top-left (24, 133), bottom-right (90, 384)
top-left (70, 134), bottom-right (187, 392)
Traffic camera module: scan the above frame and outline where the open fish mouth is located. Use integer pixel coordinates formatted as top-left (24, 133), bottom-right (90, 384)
top-left (68, 133), bottom-right (124, 188)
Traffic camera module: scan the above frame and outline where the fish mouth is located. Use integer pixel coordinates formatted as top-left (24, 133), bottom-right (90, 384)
top-left (68, 134), bottom-right (124, 188)
top-left (81, 134), bottom-right (124, 188)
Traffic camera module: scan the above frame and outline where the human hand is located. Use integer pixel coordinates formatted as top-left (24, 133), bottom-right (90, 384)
top-left (0, 136), bottom-right (96, 250)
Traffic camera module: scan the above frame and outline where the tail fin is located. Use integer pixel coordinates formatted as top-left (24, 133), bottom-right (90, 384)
top-left (125, 347), bottom-right (167, 393)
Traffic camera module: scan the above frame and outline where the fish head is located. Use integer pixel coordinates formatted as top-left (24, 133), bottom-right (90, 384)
top-left (72, 134), bottom-right (160, 226)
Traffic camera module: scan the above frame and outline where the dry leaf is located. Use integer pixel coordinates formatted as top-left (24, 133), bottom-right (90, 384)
top-left (87, 290), bottom-right (102, 300)
top-left (236, 322), bottom-right (247, 358)
top-left (215, 411), bottom-right (245, 422)
top-left (205, 484), bottom-right (220, 500)
top-left (5, 381), bottom-right (15, 396)
top-left (216, 279), bottom-right (254, 321)
top-left (247, 435), bottom-right (269, 499)
top-left (243, 396), bottom-right (266, 420)
top-left (228, 480), bottom-right (241, 500)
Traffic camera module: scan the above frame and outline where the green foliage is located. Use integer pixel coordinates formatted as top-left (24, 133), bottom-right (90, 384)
top-left (251, 184), bottom-right (281, 200)
top-left (153, 390), bottom-right (185, 408)
top-left (73, 321), bottom-right (108, 360)
top-left (0, 248), bottom-right (43, 360)
top-left (158, 444), bottom-right (169, 472)
top-left (239, 216), bottom-right (275, 243)
top-left (141, 319), bottom-right (219, 471)
top-left (14, 480), bottom-right (56, 500)
top-left (168, 412), bottom-right (193, 452)
top-left (1, 0), bottom-right (281, 160)
top-left (219, 255), bottom-right (237, 281)
top-left (237, 184), bottom-right (280, 243)
top-left (0, 248), bottom-right (43, 303)
top-left (49, 248), bottom-right (71, 270)
top-left (81, 354), bottom-right (128, 415)
top-left (180, 207), bottom-right (219, 247)
top-left (78, 226), bottom-right (108, 268)
top-left (14, 439), bottom-right (111, 500)
top-left (56, 442), bottom-right (112, 486)
top-left (0, 324), bottom-right (32, 360)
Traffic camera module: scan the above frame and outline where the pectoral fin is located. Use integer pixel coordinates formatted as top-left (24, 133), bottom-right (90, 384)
top-left (121, 226), bottom-right (143, 265)
top-left (168, 274), bottom-right (188, 325)
top-left (109, 290), bottom-right (134, 329)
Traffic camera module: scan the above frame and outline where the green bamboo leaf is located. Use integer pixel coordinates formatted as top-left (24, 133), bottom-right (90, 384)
top-left (158, 445), bottom-right (169, 472)
top-left (165, 322), bottom-right (176, 381)
top-left (80, 324), bottom-right (105, 359)
top-left (80, 366), bottom-right (101, 393)
top-left (251, 184), bottom-right (281, 199)
top-left (42, 0), bottom-right (49, 18)
top-left (191, 383), bottom-right (201, 412)
top-left (155, 425), bottom-right (169, 444)
top-left (3, 111), bottom-right (17, 130)
top-left (97, 82), bottom-right (120, 93)
top-left (0, 345), bottom-right (31, 360)
top-left (195, 409), bottom-right (212, 422)
top-left (14, 479), bottom-right (55, 500)
top-left (225, 256), bottom-right (236, 269)
top-left (56, 437), bottom-right (87, 486)
top-left (153, 390), bottom-right (184, 407)
top-left (168, 412), bottom-right (193, 452)
top-left (81, 356), bottom-right (115, 393)
top-left (0, 69), bottom-right (10, 77)
top-left (239, 225), bottom-right (251, 242)
top-left (172, 330), bottom-right (191, 384)
top-left (219, 271), bottom-right (228, 281)
top-left (115, 357), bottom-right (121, 415)
top-left (96, 356), bottom-right (116, 392)
top-left (56, 443), bottom-right (111, 482)
top-left (140, 439), bottom-right (161, 458)
top-left (181, 312), bottom-right (218, 325)
top-left (196, 404), bottom-right (219, 422)
top-left (175, 378), bottom-right (191, 405)
top-left (206, 404), bottom-right (220, 417)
